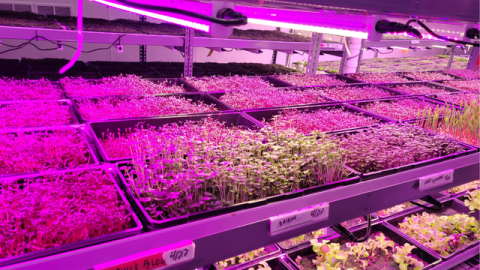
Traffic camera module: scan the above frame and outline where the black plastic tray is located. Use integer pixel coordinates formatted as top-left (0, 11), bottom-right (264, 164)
top-left (72, 93), bottom-right (233, 122)
top-left (0, 80), bottom-right (65, 101)
top-left (116, 160), bottom-right (360, 230)
top-left (385, 199), bottom-right (480, 260)
top-left (377, 81), bottom-right (463, 96)
top-left (88, 112), bottom-right (263, 162)
top-left (376, 192), bottom-right (449, 220)
top-left (402, 71), bottom-right (462, 82)
top-left (234, 255), bottom-right (293, 270)
top-left (0, 124), bottom-right (100, 178)
top-left (243, 103), bottom-right (394, 135)
top-left (0, 165), bottom-right (143, 268)
top-left (182, 76), bottom-right (292, 92)
top-left (271, 74), bottom-right (362, 87)
top-left (424, 91), bottom-right (479, 108)
top-left (330, 124), bottom-right (479, 181)
top-left (297, 83), bottom-right (407, 103)
top-left (205, 245), bottom-right (282, 270)
top-left (286, 222), bottom-right (441, 270)
top-left (347, 96), bottom-right (459, 123)
top-left (61, 78), bottom-right (197, 98)
top-left (339, 72), bottom-right (415, 84)
top-left (0, 99), bottom-right (79, 129)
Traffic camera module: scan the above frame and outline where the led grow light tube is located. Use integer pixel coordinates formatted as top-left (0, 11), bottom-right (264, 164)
top-left (60, 0), bottom-right (82, 74)
top-left (431, 45), bottom-right (448, 49)
top-left (91, 0), bottom-right (210, 32)
top-left (389, 46), bottom-right (409, 50)
top-left (246, 18), bottom-right (368, 39)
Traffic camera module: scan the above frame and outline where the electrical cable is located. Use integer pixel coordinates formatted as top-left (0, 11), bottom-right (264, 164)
top-left (405, 19), bottom-right (479, 47)
top-left (331, 214), bottom-right (372, 243)
top-left (115, 0), bottom-right (247, 26)
top-left (409, 195), bottom-right (444, 212)
top-left (221, 48), bottom-right (234, 52)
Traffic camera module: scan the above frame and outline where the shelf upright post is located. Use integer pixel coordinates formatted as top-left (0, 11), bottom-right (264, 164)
top-left (306, 32), bottom-right (323, 75)
top-left (271, 27), bottom-right (281, 64)
top-left (339, 37), bottom-right (349, 74)
top-left (356, 40), bottom-right (365, 73)
top-left (466, 43), bottom-right (479, 70)
top-left (184, 27), bottom-right (194, 77)
top-left (139, 15), bottom-right (147, 63)
top-left (447, 46), bottom-right (456, 69)
top-left (285, 29), bottom-right (294, 67)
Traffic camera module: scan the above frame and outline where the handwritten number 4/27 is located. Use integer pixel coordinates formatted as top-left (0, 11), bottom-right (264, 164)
top-left (170, 249), bottom-right (189, 261)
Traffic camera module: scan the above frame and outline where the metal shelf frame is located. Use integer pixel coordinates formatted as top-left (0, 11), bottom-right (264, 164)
top-left (3, 153), bottom-right (478, 270)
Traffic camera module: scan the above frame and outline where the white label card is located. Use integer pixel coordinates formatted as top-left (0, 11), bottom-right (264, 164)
top-left (419, 169), bottom-right (454, 191)
top-left (411, 40), bottom-right (420, 44)
top-left (163, 243), bottom-right (195, 266)
top-left (270, 203), bottom-right (329, 235)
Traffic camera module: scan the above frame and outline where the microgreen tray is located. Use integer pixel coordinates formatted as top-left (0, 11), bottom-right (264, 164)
top-left (402, 71), bottom-right (463, 82)
top-left (424, 91), bottom-right (479, 108)
top-left (29, 72), bottom-right (102, 81)
top-left (0, 81), bottom-right (66, 101)
top-left (234, 255), bottom-right (294, 270)
top-left (385, 199), bottom-right (480, 260)
top-left (0, 99), bottom-right (79, 129)
top-left (340, 72), bottom-right (416, 84)
top-left (204, 245), bottom-right (281, 270)
top-left (271, 74), bottom-right (362, 87)
top-left (0, 165), bottom-right (143, 268)
top-left (286, 222), bottom-right (441, 270)
top-left (346, 96), bottom-right (459, 123)
top-left (375, 192), bottom-right (449, 220)
top-left (243, 103), bottom-right (393, 135)
top-left (0, 124), bottom-right (100, 178)
top-left (72, 93), bottom-right (234, 122)
top-left (377, 81), bottom-right (463, 96)
top-left (183, 76), bottom-right (293, 93)
top-left (329, 124), bottom-right (478, 181)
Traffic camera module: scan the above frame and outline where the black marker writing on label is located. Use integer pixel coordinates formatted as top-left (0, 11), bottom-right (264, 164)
top-left (432, 175), bottom-right (444, 184)
top-left (310, 207), bottom-right (324, 218)
top-left (278, 215), bottom-right (297, 228)
top-left (170, 248), bottom-right (189, 262)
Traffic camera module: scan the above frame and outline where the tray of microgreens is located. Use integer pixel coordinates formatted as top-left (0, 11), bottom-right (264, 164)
top-left (114, 115), bottom-right (359, 229)
top-left (0, 99), bottom-right (79, 129)
top-left (385, 199), bottom-right (479, 260)
top-left (0, 125), bottom-right (99, 178)
top-left (0, 165), bottom-right (142, 267)
top-left (60, 75), bottom-right (196, 98)
top-left (0, 78), bottom-right (65, 101)
top-left (287, 222), bottom-right (441, 270)
top-left (425, 91), bottom-right (479, 108)
top-left (244, 103), bottom-right (392, 135)
top-left (204, 245), bottom-right (281, 270)
top-left (329, 123), bottom-right (476, 180)
top-left (72, 93), bottom-right (231, 122)
top-left (378, 82), bottom-right (462, 96)
top-left (183, 75), bottom-right (291, 92)
top-left (271, 74), bottom-right (359, 87)
top-left (301, 84), bottom-right (407, 102)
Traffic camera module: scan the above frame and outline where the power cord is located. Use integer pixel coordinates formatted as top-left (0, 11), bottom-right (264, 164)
top-left (331, 214), bottom-right (372, 243)
top-left (115, 0), bottom-right (247, 27)
top-left (409, 195), bottom-right (444, 212)
top-left (405, 19), bottom-right (479, 47)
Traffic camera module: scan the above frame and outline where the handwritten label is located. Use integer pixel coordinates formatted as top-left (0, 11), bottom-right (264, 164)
top-left (411, 40), bottom-right (420, 44)
top-left (270, 203), bottom-right (329, 235)
top-left (321, 43), bottom-right (343, 50)
top-left (94, 241), bottom-right (195, 270)
top-left (419, 169), bottom-right (454, 191)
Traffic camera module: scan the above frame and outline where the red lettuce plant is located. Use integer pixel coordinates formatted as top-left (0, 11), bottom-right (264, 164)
top-left (0, 101), bottom-right (72, 128)
top-left (264, 108), bottom-right (381, 134)
top-left (60, 75), bottom-right (185, 97)
top-left (75, 96), bottom-right (217, 120)
top-left (0, 128), bottom-right (92, 175)
top-left (0, 78), bottom-right (63, 100)
top-left (0, 169), bottom-right (132, 259)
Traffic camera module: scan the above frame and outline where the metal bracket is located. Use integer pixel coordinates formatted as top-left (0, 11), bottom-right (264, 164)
top-left (339, 37), bottom-right (349, 74)
top-left (236, 48), bottom-right (263, 54)
top-left (139, 15), bottom-right (147, 63)
top-left (306, 32), bottom-right (323, 75)
top-left (183, 27), bottom-right (194, 78)
top-left (271, 27), bottom-right (281, 64)
top-left (356, 40), bottom-right (365, 73)
top-left (467, 43), bottom-right (479, 70)
top-left (285, 29), bottom-right (294, 68)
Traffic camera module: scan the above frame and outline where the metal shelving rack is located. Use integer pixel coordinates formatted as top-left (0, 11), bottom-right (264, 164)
top-left (0, 13), bottom-right (479, 270)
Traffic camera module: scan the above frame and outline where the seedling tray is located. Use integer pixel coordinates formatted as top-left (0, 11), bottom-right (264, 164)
top-left (424, 91), bottom-right (479, 108)
top-left (243, 103), bottom-right (393, 135)
top-left (29, 72), bottom-right (102, 80)
top-left (347, 96), bottom-right (459, 123)
top-left (286, 222), bottom-right (441, 270)
top-left (116, 163), bottom-right (360, 230)
top-left (385, 199), bottom-right (480, 260)
top-left (402, 71), bottom-right (463, 82)
top-left (0, 124), bottom-right (100, 178)
top-left (0, 81), bottom-right (65, 101)
top-left (62, 78), bottom-right (197, 98)
top-left (330, 124), bottom-right (478, 181)
top-left (72, 93), bottom-right (234, 122)
top-left (0, 99), bottom-right (79, 129)
top-left (277, 227), bottom-right (337, 251)
top-left (377, 81), bottom-right (463, 96)
top-left (339, 72), bottom-right (415, 84)
top-left (183, 76), bottom-right (292, 93)
top-left (205, 245), bottom-right (281, 270)
top-left (376, 192), bottom-right (449, 220)
top-left (298, 83), bottom-right (407, 103)
top-left (0, 165), bottom-right (143, 268)
top-left (271, 74), bottom-right (362, 87)
top-left (234, 255), bottom-right (293, 270)
top-left (89, 112), bottom-right (263, 162)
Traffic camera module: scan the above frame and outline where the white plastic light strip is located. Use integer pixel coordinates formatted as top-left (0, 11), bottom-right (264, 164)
top-left (91, 0), bottom-right (209, 32)
top-left (247, 18), bottom-right (368, 39)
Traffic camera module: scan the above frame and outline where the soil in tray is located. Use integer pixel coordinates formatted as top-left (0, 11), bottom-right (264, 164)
top-left (211, 245), bottom-right (277, 270)
top-left (295, 232), bottom-right (427, 270)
